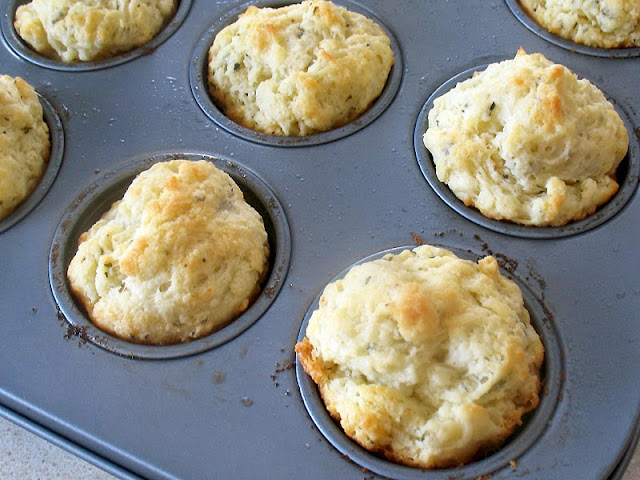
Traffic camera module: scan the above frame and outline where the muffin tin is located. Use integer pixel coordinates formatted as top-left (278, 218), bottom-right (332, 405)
top-left (1, 1), bottom-right (639, 479)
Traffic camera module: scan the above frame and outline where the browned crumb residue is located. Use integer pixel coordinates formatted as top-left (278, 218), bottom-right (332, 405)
top-left (410, 232), bottom-right (423, 245)
top-left (472, 234), bottom-right (519, 273)
top-left (271, 356), bottom-right (295, 389)
top-left (64, 323), bottom-right (89, 341)
top-left (510, 460), bottom-right (518, 470)
top-left (275, 360), bottom-right (295, 373)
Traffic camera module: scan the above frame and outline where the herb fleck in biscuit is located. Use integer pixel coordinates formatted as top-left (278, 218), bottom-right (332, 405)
top-left (67, 160), bottom-right (270, 345)
top-left (423, 49), bottom-right (629, 227)
top-left (520, 0), bottom-right (640, 49)
top-left (207, 0), bottom-right (394, 136)
top-left (14, 0), bottom-right (177, 62)
top-left (296, 245), bottom-right (544, 468)
top-left (0, 75), bottom-right (50, 221)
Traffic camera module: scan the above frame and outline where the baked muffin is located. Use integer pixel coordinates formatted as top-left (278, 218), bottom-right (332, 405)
top-left (207, 0), bottom-right (394, 136)
top-left (14, 0), bottom-right (177, 62)
top-left (422, 49), bottom-right (629, 227)
top-left (296, 245), bottom-right (544, 469)
top-left (519, 0), bottom-right (640, 49)
top-left (0, 75), bottom-right (50, 221)
top-left (67, 160), bottom-right (270, 345)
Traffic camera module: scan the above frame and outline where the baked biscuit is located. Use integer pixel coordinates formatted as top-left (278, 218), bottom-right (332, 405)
top-left (67, 160), bottom-right (270, 345)
top-left (207, 0), bottom-right (394, 136)
top-left (520, 0), bottom-right (640, 49)
top-left (0, 75), bottom-right (50, 221)
top-left (14, 0), bottom-right (177, 62)
top-left (296, 245), bottom-right (544, 469)
top-left (423, 49), bottom-right (629, 227)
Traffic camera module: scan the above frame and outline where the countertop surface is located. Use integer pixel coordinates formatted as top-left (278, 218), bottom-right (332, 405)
top-left (1, 414), bottom-right (639, 480)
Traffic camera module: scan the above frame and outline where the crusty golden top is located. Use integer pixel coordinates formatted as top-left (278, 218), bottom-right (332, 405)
top-left (423, 49), bottom-right (629, 226)
top-left (0, 75), bottom-right (50, 220)
top-left (67, 160), bottom-right (269, 345)
top-left (296, 245), bottom-right (544, 468)
top-left (207, 0), bottom-right (394, 136)
top-left (14, 0), bottom-right (177, 62)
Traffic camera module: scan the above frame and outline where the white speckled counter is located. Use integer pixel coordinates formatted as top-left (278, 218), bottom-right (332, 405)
top-left (0, 416), bottom-right (115, 479)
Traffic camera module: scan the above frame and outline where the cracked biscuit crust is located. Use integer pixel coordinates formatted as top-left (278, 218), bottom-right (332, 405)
top-left (423, 49), bottom-right (628, 227)
top-left (67, 160), bottom-right (270, 345)
top-left (207, 0), bottom-right (394, 136)
top-left (296, 245), bottom-right (544, 469)
top-left (14, 0), bottom-right (177, 62)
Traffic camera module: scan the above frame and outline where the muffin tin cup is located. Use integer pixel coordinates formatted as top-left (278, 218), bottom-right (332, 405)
top-left (189, 0), bottom-right (403, 147)
top-left (296, 244), bottom-right (563, 480)
top-left (49, 152), bottom-right (291, 360)
top-left (0, 91), bottom-right (64, 234)
top-left (1, 0), bottom-right (192, 71)
top-left (414, 62), bottom-right (640, 239)
top-left (504, 0), bottom-right (640, 58)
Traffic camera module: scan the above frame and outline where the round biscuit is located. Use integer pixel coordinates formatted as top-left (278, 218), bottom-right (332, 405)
top-left (66, 159), bottom-right (270, 345)
top-left (423, 49), bottom-right (629, 227)
top-left (519, 0), bottom-right (640, 49)
top-left (207, 0), bottom-right (394, 136)
top-left (296, 245), bottom-right (544, 469)
top-left (0, 75), bottom-right (50, 221)
top-left (14, 0), bottom-right (177, 62)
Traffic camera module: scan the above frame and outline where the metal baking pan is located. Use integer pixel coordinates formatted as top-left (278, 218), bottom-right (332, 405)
top-left (1, 1), bottom-right (638, 479)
